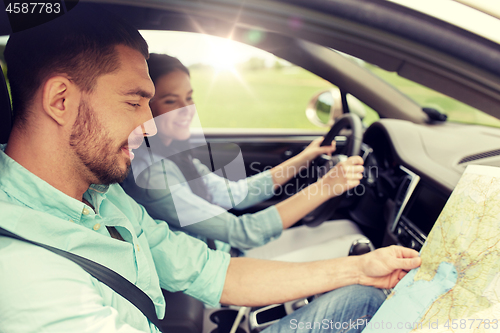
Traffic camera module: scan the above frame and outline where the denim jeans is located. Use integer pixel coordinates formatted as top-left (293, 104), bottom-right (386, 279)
top-left (262, 285), bottom-right (386, 333)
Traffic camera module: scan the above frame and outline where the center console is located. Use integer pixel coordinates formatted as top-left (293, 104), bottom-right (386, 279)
top-left (389, 166), bottom-right (448, 251)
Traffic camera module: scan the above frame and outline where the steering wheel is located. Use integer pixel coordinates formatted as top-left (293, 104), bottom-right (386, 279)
top-left (301, 113), bottom-right (363, 227)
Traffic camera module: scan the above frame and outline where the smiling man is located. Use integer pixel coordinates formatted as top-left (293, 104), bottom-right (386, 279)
top-left (0, 4), bottom-right (421, 333)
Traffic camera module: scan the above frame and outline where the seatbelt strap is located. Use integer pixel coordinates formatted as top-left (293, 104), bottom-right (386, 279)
top-left (0, 226), bottom-right (163, 331)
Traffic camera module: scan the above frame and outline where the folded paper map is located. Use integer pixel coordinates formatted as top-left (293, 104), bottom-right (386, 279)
top-left (363, 165), bottom-right (500, 333)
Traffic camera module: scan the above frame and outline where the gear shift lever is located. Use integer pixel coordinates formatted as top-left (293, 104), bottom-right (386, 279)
top-left (348, 239), bottom-right (375, 256)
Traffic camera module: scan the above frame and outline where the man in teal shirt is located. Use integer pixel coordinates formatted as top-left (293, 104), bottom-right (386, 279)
top-left (0, 5), bottom-right (421, 333)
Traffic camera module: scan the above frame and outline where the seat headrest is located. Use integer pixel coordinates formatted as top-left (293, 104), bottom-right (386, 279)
top-left (0, 64), bottom-right (12, 144)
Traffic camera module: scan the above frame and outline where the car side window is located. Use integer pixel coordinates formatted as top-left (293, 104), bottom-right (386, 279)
top-left (141, 31), bottom-right (339, 131)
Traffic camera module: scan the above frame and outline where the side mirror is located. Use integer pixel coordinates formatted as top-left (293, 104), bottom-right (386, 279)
top-left (305, 89), bottom-right (342, 127)
top-left (306, 89), bottom-right (367, 127)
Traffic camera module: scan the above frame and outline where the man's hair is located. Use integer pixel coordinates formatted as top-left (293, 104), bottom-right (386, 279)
top-left (4, 4), bottom-right (149, 124)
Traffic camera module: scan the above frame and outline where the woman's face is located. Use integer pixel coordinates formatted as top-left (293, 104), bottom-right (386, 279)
top-left (150, 70), bottom-right (195, 146)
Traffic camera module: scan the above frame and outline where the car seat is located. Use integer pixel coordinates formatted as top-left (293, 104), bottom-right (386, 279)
top-left (245, 220), bottom-right (370, 261)
top-left (0, 64), bottom-right (12, 145)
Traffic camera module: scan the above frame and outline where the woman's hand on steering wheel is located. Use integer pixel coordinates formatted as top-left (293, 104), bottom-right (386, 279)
top-left (299, 137), bottom-right (336, 163)
top-left (319, 155), bottom-right (364, 198)
top-left (301, 114), bottom-right (363, 227)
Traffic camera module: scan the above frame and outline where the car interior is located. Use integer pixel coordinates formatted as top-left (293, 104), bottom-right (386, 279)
top-left (3, 0), bottom-right (500, 332)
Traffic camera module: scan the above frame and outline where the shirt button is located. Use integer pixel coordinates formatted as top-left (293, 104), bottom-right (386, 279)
top-left (82, 207), bottom-right (90, 215)
top-left (69, 219), bottom-right (74, 223)
top-left (136, 244), bottom-right (140, 252)
top-left (93, 223), bottom-right (101, 231)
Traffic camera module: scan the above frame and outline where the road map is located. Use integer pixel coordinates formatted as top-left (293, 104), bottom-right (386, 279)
top-left (363, 165), bottom-right (500, 333)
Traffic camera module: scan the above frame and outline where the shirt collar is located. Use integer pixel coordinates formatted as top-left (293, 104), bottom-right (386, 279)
top-left (0, 144), bottom-right (110, 223)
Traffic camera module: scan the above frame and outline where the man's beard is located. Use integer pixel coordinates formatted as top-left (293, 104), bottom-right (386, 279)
top-left (69, 99), bottom-right (130, 185)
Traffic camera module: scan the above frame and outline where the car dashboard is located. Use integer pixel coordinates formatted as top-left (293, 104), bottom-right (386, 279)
top-left (352, 119), bottom-right (500, 250)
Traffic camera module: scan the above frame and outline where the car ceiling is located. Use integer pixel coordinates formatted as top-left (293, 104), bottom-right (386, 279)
top-left (2, 0), bottom-right (500, 122)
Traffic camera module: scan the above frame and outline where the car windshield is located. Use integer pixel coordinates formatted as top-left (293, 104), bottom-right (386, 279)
top-left (340, 53), bottom-right (500, 128)
top-left (370, 66), bottom-right (500, 128)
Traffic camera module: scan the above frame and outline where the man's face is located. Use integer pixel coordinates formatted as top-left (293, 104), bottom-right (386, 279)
top-left (69, 45), bottom-right (156, 185)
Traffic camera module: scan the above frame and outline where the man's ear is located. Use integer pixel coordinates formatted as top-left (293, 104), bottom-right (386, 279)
top-left (42, 76), bottom-right (79, 126)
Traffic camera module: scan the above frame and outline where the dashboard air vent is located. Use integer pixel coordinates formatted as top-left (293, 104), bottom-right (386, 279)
top-left (458, 149), bottom-right (500, 164)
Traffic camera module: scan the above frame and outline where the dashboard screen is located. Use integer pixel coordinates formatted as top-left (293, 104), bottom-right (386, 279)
top-left (401, 182), bottom-right (449, 235)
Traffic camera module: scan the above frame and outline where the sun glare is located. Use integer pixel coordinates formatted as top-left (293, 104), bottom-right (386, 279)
top-left (206, 38), bottom-right (239, 72)
top-left (140, 30), bottom-right (278, 98)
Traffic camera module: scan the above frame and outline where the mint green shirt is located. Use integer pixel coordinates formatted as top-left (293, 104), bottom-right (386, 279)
top-left (0, 146), bottom-right (230, 332)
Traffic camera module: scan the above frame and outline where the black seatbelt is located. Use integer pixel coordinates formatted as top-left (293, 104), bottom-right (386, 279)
top-left (0, 226), bottom-right (163, 331)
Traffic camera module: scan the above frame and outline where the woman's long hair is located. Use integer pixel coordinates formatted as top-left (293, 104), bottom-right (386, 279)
top-left (147, 54), bottom-right (212, 202)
